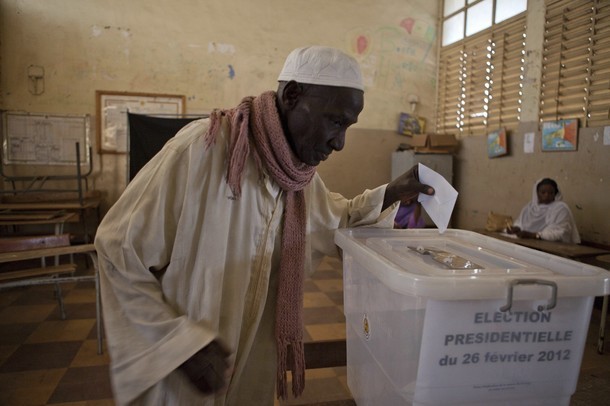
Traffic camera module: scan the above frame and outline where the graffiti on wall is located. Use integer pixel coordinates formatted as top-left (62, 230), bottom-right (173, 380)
top-left (347, 17), bottom-right (437, 93)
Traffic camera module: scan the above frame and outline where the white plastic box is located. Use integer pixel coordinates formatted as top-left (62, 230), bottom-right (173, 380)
top-left (335, 228), bottom-right (610, 406)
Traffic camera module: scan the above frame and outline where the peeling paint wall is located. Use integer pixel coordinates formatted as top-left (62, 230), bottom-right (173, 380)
top-left (0, 0), bottom-right (438, 205)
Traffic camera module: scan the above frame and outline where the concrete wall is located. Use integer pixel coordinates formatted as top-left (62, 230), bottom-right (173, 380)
top-left (0, 0), bottom-right (439, 205)
top-left (453, 124), bottom-right (610, 247)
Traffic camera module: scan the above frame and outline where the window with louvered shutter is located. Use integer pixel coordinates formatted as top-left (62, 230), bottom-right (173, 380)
top-left (541, 0), bottom-right (610, 127)
top-left (436, 15), bottom-right (527, 137)
top-left (487, 18), bottom-right (527, 132)
top-left (588, 2), bottom-right (610, 127)
top-left (437, 42), bottom-right (463, 135)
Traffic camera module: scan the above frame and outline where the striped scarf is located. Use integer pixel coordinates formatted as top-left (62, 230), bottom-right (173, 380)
top-left (205, 91), bottom-right (316, 399)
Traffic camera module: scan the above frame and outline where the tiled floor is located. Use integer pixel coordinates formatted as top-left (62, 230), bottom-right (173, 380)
top-left (278, 256), bottom-right (352, 406)
top-left (0, 255), bottom-right (609, 405)
top-left (0, 263), bottom-right (112, 406)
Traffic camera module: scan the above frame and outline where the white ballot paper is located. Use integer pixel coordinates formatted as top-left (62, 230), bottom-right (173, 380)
top-left (417, 163), bottom-right (458, 233)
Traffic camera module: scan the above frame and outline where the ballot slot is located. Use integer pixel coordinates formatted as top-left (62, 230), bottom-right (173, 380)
top-left (365, 236), bottom-right (554, 276)
top-left (406, 245), bottom-right (484, 270)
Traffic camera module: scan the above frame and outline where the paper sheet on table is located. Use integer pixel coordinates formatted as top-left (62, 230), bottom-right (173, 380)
top-left (417, 163), bottom-right (458, 233)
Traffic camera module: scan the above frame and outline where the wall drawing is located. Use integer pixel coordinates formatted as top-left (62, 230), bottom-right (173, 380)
top-left (347, 17), bottom-right (437, 94)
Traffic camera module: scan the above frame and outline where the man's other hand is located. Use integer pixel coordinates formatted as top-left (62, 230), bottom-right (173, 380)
top-left (179, 340), bottom-right (231, 395)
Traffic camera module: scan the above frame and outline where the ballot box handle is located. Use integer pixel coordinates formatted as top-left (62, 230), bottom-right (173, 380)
top-left (500, 279), bottom-right (558, 313)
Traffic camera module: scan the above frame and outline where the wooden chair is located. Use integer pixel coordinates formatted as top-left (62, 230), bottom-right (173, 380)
top-left (0, 234), bottom-right (103, 354)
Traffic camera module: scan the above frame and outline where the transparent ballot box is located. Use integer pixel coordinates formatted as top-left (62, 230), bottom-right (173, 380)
top-left (335, 228), bottom-right (610, 406)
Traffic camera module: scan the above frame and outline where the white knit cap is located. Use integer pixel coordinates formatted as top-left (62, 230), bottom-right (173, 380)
top-left (277, 46), bottom-right (364, 91)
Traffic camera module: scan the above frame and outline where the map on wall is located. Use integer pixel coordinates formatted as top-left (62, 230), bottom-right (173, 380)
top-left (96, 91), bottom-right (185, 154)
top-left (1, 112), bottom-right (90, 165)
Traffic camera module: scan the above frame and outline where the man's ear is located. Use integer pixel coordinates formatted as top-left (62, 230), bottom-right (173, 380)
top-left (280, 80), bottom-right (302, 110)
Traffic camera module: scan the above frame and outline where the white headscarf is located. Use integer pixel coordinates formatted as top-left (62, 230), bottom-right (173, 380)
top-left (514, 178), bottom-right (581, 244)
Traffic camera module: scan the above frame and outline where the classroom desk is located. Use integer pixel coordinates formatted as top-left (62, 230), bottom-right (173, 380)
top-left (0, 242), bottom-right (96, 264)
top-left (477, 230), bottom-right (610, 259)
top-left (0, 198), bottom-right (101, 242)
top-left (0, 198), bottom-right (101, 211)
top-left (0, 211), bottom-right (79, 235)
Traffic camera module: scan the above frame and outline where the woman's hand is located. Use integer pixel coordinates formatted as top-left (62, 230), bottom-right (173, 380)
top-left (517, 230), bottom-right (538, 239)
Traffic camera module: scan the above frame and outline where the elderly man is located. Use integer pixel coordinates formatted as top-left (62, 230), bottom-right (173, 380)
top-left (95, 45), bottom-right (433, 405)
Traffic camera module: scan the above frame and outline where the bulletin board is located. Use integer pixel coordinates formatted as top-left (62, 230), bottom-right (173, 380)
top-left (96, 90), bottom-right (186, 154)
top-left (1, 111), bottom-right (90, 165)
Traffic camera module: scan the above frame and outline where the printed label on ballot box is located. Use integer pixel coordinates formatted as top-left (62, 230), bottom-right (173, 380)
top-left (414, 297), bottom-right (591, 404)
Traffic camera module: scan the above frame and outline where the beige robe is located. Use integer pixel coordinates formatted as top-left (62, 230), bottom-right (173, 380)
top-left (94, 118), bottom-right (398, 405)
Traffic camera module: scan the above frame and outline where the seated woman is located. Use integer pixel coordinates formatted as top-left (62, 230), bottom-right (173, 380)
top-left (507, 178), bottom-right (580, 244)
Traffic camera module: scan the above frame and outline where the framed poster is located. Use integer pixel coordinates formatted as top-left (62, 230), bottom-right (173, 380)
top-left (398, 112), bottom-right (426, 136)
top-left (541, 119), bottom-right (578, 151)
top-left (96, 91), bottom-right (185, 154)
top-left (487, 128), bottom-right (507, 158)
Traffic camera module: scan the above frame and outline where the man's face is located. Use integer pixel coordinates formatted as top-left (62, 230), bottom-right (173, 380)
top-left (282, 84), bottom-right (364, 166)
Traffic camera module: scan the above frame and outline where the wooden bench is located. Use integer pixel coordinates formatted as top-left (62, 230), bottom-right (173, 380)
top-left (0, 190), bottom-right (103, 242)
top-left (0, 211), bottom-right (80, 236)
top-left (0, 234), bottom-right (103, 354)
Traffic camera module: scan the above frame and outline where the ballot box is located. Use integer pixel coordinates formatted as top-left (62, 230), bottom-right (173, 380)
top-left (335, 228), bottom-right (610, 406)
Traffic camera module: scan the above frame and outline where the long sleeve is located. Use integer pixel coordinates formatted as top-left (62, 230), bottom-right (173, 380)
top-left (540, 204), bottom-right (580, 243)
top-left (96, 117), bottom-right (296, 405)
top-left (304, 174), bottom-right (399, 273)
top-left (95, 126), bottom-right (218, 404)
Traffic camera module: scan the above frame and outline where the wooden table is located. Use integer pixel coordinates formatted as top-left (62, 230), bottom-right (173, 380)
top-left (0, 211), bottom-right (79, 235)
top-left (0, 198), bottom-right (101, 242)
top-left (0, 198), bottom-right (101, 211)
top-left (0, 242), bottom-right (96, 264)
top-left (477, 230), bottom-right (610, 259)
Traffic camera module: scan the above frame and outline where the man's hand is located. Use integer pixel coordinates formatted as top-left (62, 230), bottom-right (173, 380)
top-left (179, 340), bottom-right (231, 395)
top-left (383, 165), bottom-right (434, 211)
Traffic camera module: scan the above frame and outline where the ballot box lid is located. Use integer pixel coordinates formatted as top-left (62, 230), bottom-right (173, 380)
top-left (334, 228), bottom-right (610, 300)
